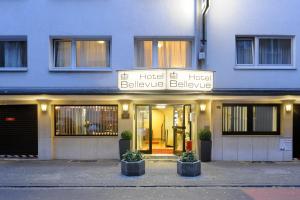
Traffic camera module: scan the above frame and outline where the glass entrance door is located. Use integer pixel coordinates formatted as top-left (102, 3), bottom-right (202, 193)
top-left (135, 104), bottom-right (191, 154)
top-left (173, 105), bottom-right (192, 155)
top-left (136, 105), bottom-right (151, 153)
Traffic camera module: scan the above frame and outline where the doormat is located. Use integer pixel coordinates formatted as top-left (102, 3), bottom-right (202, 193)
top-left (152, 149), bottom-right (174, 154)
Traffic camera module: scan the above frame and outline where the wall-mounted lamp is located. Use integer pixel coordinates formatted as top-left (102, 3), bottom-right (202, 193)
top-left (285, 104), bottom-right (292, 112)
top-left (122, 103), bottom-right (130, 119)
top-left (37, 99), bottom-right (50, 113)
top-left (122, 104), bottom-right (129, 112)
top-left (200, 103), bottom-right (207, 112)
top-left (41, 104), bottom-right (48, 112)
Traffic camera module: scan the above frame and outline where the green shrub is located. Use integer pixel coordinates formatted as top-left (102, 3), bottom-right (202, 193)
top-left (121, 130), bottom-right (132, 140)
top-left (122, 150), bottom-right (143, 162)
top-left (180, 151), bottom-right (197, 162)
top-left (198, 128), bottom-right (211, 141)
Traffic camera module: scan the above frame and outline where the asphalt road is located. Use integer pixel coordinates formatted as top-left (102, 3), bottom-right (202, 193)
top-left (1, 187), bottom-right (300, 200)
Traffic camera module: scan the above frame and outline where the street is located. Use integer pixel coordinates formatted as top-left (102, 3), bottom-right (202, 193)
top-left (1, 187), bottom-right (300, 200)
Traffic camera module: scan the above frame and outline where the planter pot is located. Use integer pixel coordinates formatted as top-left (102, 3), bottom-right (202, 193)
top-left (119, 139), bottom-right (131, 160)
top-left (121, 160), bottom-right (145, 176)
top-left (198, 140), bottom-right (212, 162)
top-left (177, 160), bottom-right (201, 177)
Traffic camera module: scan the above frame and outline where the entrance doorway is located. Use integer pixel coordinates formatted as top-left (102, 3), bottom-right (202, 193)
top-left (0, 105), bottom-right (38, 156)
top-left (293, 105), bottom-right (300, 159)
top-left (135, 104), bottom-right (191, 155)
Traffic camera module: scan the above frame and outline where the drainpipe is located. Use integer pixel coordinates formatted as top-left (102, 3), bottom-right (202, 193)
top-left (201, 0), bottom-right (210, 45)
top-left (199, 0), bottom-right (210, 67)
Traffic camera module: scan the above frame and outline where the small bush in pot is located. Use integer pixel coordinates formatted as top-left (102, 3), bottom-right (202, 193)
top-left (121, 150), bottom-right (145, 176)
top-left (177, 151), bottom-right (201, 177)
top-left (198, 128), bottom-right (212, 162)
top-left (119, 130), bottom-right (132, 160)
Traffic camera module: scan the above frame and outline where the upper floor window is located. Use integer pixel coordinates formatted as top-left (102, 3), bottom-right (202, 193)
top-left (0, 40), bottom-right (27, 68)
top-left (259, 39), bottom-right (291, 65)
top-left (236, 36), bottom-right (293, 68)
top-left (236, 38), bottom-right (254, 65)
top-left (53, 39), bottom-right (110, 69)
top-left (135, 39), bottom-right (192, 68)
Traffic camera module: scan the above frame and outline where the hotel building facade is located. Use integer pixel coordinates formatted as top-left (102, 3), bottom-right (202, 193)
top-left (0, 0), bottom-right (299, 161)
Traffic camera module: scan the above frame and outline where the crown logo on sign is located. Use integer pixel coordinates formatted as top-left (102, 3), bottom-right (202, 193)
top-left (121, 73), bottom-right (128, 80)
top-left (170, 72), bottom-right (177, 79)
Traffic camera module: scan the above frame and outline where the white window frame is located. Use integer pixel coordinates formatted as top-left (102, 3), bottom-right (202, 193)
top-left (134, 38), bottom-right (194, 69)
top-left (235, 36), bottom-right (295, 70)
top-left (50, 37), bottom-right (112, 72)
top-left (0, 37), bottom-right (28, 72)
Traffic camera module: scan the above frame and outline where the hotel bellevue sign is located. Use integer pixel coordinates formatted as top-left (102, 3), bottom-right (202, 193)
top-left (118, 69), bottom-right (213, 91)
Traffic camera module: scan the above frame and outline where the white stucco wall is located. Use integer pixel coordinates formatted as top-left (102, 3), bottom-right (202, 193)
top-left (0, 0), bottom-right (197, 88)
top-left (206, 0), bottom-right (300, 89)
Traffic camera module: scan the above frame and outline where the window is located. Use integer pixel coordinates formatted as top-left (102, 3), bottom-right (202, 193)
top-left (135, 39), bottom-right (192, 68)
top-left (222, 104), bottom-right (280, 135)
top-left (259, 39), bottom-right (291, 65)
top-left (55, 105), bottom-right (118, 136)
top-left (53, 39), bottom-right (110, 68)
top-left (236, 38), bottom-right (254, 65)
top-left (0, 41), bottom-right (27, 68)
top-left (235, 36), bottom-right (293, 68)
top-left (136, 40), bottom-right (152, 68)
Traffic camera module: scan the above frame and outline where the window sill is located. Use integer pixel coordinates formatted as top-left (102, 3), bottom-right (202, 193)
top-left (234, 65), bottom-right (296, 70)
top-left (49, 67), bottom-right (113, 72)
top-left (131, 66), bottom-right (193, 70)
top-left (0, 67), bottom-right (28, 72)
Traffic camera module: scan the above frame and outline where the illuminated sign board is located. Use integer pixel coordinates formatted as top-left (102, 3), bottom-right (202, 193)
top-left (118, 69), bottom-right (213, 91)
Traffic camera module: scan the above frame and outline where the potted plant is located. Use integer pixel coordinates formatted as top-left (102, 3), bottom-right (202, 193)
top-left (119, 130), bottom-right (132, 160)
top-left (198, 128), bottom-right (212, 162)
top-left (177, 151), bottom-right (201, 177)
top-left (121, 150), bottom-right (145, 176)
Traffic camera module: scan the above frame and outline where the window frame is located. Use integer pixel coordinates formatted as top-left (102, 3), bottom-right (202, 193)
top-left (235, 36), bottom-right (295, 70)
top-left (134, 38), bottom-right (193, 69)
top-left (0, 37), bottom-right (28, 72)
top-left (235, 37), bottom-right (254, 66)
top-left (222, 104), bottom-right (281, 136)
top-left (50, 38), bottom-right (112, 72)
top-left (54, 104), bottom-right (118, 137)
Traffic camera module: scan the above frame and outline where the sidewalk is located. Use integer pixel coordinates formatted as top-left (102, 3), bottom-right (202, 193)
top-left (0, 159), bottom-right (299, 187)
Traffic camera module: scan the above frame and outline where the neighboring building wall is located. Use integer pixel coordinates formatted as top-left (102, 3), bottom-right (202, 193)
top-left (211, 100), bottom-right (293, 161)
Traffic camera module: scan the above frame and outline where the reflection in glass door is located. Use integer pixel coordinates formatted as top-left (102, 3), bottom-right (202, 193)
top-left (136, 104), bottom-right (191, 155)
top-left (136, 105), bottom-right (151, 153)
top-left (173, 105), bottom-right (192, 155)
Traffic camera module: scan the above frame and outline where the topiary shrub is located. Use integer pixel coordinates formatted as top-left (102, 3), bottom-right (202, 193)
top-left (121, 130), bottom-right (132, 140)
top-left (198, 128), bottom-right (211, 141)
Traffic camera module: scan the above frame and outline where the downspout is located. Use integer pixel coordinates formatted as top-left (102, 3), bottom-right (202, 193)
top-left (201, 0), bottom-right (210, 45)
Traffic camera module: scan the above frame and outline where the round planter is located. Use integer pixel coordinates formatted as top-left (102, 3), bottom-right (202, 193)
top-left (177, 160), bottom-right (201, 177)
top-left (121, 160), bottom-right (145, 176)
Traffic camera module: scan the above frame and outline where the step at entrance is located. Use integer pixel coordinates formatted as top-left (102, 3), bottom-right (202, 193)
top-left (144, 154), bottom-right (178, 161)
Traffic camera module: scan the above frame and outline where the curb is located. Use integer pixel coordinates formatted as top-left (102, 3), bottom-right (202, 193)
top-left (1, 184), bottom-right (300, 189)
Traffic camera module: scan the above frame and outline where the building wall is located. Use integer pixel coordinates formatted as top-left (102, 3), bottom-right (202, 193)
top-left (0, 0), bottom-right (197, 88)
top-left (37, 100), bottom-right (134, 160)
top-left (206, 0), bottom-right (300, 89)
top-left (211, 100), bottom-right (293, 161)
